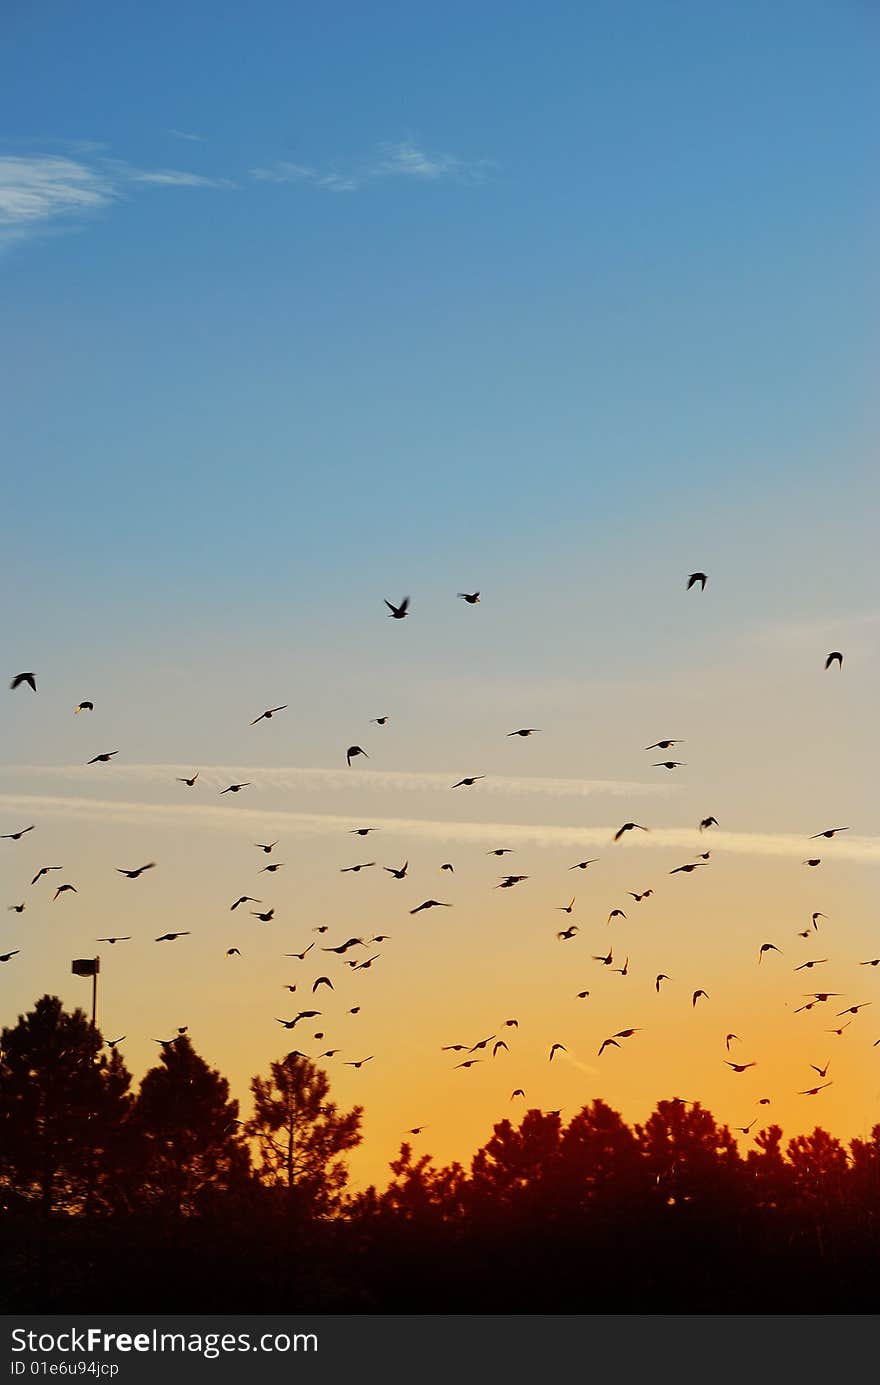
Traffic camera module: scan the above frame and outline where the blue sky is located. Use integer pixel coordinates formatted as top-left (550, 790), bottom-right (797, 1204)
top-left (2, 2), bottom-right (878, 1179)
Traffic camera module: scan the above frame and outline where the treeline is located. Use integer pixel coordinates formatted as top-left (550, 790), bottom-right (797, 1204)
top-left (2, 995), bottom-right (879, 1313)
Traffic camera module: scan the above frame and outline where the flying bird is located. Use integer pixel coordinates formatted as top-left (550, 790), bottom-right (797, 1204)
top-left (177, 773), bottom-right (199, 786)
top-left (312, 977), bottom-right (334, 992)
top-left (570, 859), bottom-right (598, 870)
top-left (692, 990), bottom-right (709, 1007)
top-left (557, 926), bottom-right (578, 941)
top-left (670, 863), bottom-right (703, 875)
top-left (510, 1089), bottom-right (525, 1099)
top-left (74, 701), bottom-right (94, 713)
top-left (758, 943), bottom-right (781, 962)
top-left (557, 898), bottom-right (575, 913)
top-left (725, 1061), bottom-right (757, 1073)
top-left (252, 909), bottom-right (275, 922)
top-left (410, 900), bottom-right (451, 914)
top-left (384, 597), bottom-right (410, 619)
top-left (351, 827), bottom-right (379, 837)
top-left (455, 1059), bottom-right (482, 1069)
top-left (809, 827), bottom-right (849, 839)
top-left (686, 572), bottom-right (707, 590)
top-left (735, 1119), bottom-right (757, 1134)
top-left (654, 761), bottom-right (686, 770)
top-left (260, 862), bottom-right (285, 873)
top-left (492, 1041), bottom-right (509, 1057)
top-left (371, 716), bottom-right (389, 725)
top-left (8, 903), bottom-right (25, 913)
top-left (251, 705), bottom-right (287, 724)
top-left (655, 974), bottom-right (670, 992)
top-left (255, 842), bottom-right (278, 853)
top-left (440, 863), bottom-right (454, 872)
top-left (803, 859), bottom-right (822, 867)
top-left (451, 776), bottom-right (484, 788)
top-left (1, 825), bottom-right (35, 841)
top-left (629, 890), bottom-right (653, 902)
top-left (87, 751), bottom-right (118, 764)
top-left (385, 862), bottom-right (408, 878)
top-left (593, 948), bottom-right (614, 966)
top-left (284, 945), bottom-right (314, 961)
top-left (794, 959), bottom-right (827, 971)
top-left (824, 651), bottom-right (843, 669)
top-left (608, 909), bottom-right (626, 923)
top-left (347, 745), bottom-right (368, 766)
top-left (699, 817), bottom-right (718, 831)
top-left (10, 673), bottom-right (36, 691)
top-left (31, 866), bottom-right (62, 884)
top-left (725, 1034), bottom-right (739, 1051)
top-left (810, 1061), bottom-right (831, 1078)
top-left (155, 932), bottom-right (190, 941)
top-left (340, 862), bottom-right (375, 873)
top-left (800, 1082), bottom-right (832, 1095)
top-left (507, 728), bottom-right (540, 737)
top-left (549, 1043), bottom-right (566, 1061)
top-left (614, 823), bottom-right (648, 842)
top-left (458, 592), bottom-right (480, 604)
top-left (231, 896), bottom-right (260, 911)
top-left (598, 1038), bottom-right (620, 1056)
top-left (53, 884), bottom-right (77, 900)
top-left (613, 956), bottom-right (629, 976)
top-left (0, 950), bottom-right (20, 962)
top-left (488, 848), bottom-right (515, 856)
top-left (221, 783), bottom-right (251, 794)
top-left (116, 863), bottom-right (156, 879)
top-left (96, 936), bottom-right (130, 944)
top-left (645, 740), bottom-right (681, 750)
top-left (226, 948), bottom-right (240, 957)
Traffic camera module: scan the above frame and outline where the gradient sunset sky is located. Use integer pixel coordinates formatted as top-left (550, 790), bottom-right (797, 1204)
top-left (2, 1), bottom-right (878, 1188)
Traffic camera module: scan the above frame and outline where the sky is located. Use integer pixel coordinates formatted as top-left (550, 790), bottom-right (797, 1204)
top-left (1, 1), bottom-right (878, 1188)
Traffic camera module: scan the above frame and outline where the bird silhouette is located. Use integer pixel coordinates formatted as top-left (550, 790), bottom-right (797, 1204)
top-left (10, 673), bottom-right (36, 691)
top-left (251, 705), bottom-right (287, 724)
top-left (385, 597), bottom-right (409, 619)
top-left (699, 817), bottom-right (718, 831)
top-left (824, 651), bottom-right (843, 669)
top-left (725, 1061), bottom-right (757, 1073)
top-left (629, 890), bottom-right (653, 902)
top-left (510, 1089), bottom-right (525, 1099)
top-left (810, 1060), bottom-right (831, 1078)
top-left (692, 989), bottom-right (709, 1006)
top-left (614, 823), bottom-right (648, 842)
top-left (570, 859), bottom-right (598, 870)
top-left (608, 909), bottom-right (626, 924)
top-left (255, 842), bottom-right (278, 853)
top-left (557, 926), bottom-right (578, 941)
top-left (410, 899), bottom-right (451, 914)
top-left (645, 739), bottom-right (681, 750)
top-left (87, 751), bottom-right (118, 764)
top-left (549, 1043), bottom-right (566, 1061)
top-left (341, 862), bottom-right (375, 873)
top-left (116, 863), bottom-right (156, 879)
top-left (593, 948), bottom-right (614, 966)
top-left (177, 772), bottom-right (199, 786)
top-left (371, 716), bottom-right (389, 725)
top-left (686, 572), bottom-right (707, 590)
top-left (231, 896), bottom-right (260, 911)
top-left (800, 1082), bottom-right (832, 1095)
top-left (735, 1119), bottom-right (758, 1134)
top-left (488, 847), bottom-right (515, 856)
top-left (31, 866), bottom-right (62, 884)
top-left (558, 897), bottom-right (576, 914)
top-left (96, 936), bottom-right (130, 944)
top-left (284, 945), bottom-right (314, 960)
top-left (803, 858), bottom-right (822, 867)
top-left (312, 977), bottom-right (334, 992)
top-left (351, 827), bottom-right (379, 836)
top-left (492, 1040), bottom-right (509, 1057)
top-left (655, 974), bottom-right (670, 992)
top-left (451, 775), bottom-right (484, 788)
top-left (654, 760), bottom-right (686, 770)
top-left (74, 700), bottom-right (94, 713)
top-left (794, 958), bottom-right (828, 971)
top-left (758, 942), bottom-right (781, 962)
top-left (221, 783), bottom-right (251, 794)
top-left (8, 903), bottom-right (25, 913)
top-left (53, 884), bottom-right (77, 900)
top-left (507, 728), bottom-right (539, 737)
top-left (252, 909), bottom-right (275, 922)
top-left (809, 827), bottom-right (849, 839)
top-left (384, 862), bottom-right (408, 878)
top-left (458, 592), bottom-right (480, 604)
top-left (226, 948), bottom-right (241, 957)
top-left (725, 1034), bottom-right (739, 1050)
top-left (598, 1038), bottom-right (620, 1056)
top-left (347, 746), bottom-right (368, 766)
top-left (0, 950), bottom-right (20, 962)
top-left (155, 932), bottom-right (190, 941)
top-left (1, 825), bottom-right (35, 841)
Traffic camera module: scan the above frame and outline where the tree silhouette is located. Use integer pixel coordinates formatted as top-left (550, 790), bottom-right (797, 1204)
top-left (132, 1036), bottom-right (249, 1219)
top-left (0, 995), bottom-right (131, 1218)
top-left (246, 1053), bottom-right (362, 1215)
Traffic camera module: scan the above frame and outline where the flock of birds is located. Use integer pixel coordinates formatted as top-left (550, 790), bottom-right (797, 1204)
top-left (2, 575), bottom-right (871, 1145)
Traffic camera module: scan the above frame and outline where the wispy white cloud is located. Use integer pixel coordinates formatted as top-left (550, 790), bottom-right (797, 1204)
top-left (1, 791), bottom-right (878, 862)
top-left (125, 168), bottom-right (234, 189)
top-left (167, 129), bottom-right (205, 143)
top-left (0, 149), bottom-right (232, 249)
top-left (6, 763), bottom-right (673, 802)
top-left (0, 155), bottom-right (115, 229)
top-left (250, 139), bottom-right (490, 194)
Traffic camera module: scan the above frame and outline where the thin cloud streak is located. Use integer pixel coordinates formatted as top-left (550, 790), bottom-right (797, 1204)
top-left (6, 763), bottom-right (674, 801)
top-left (1, 792), bottom-right (878, 861)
